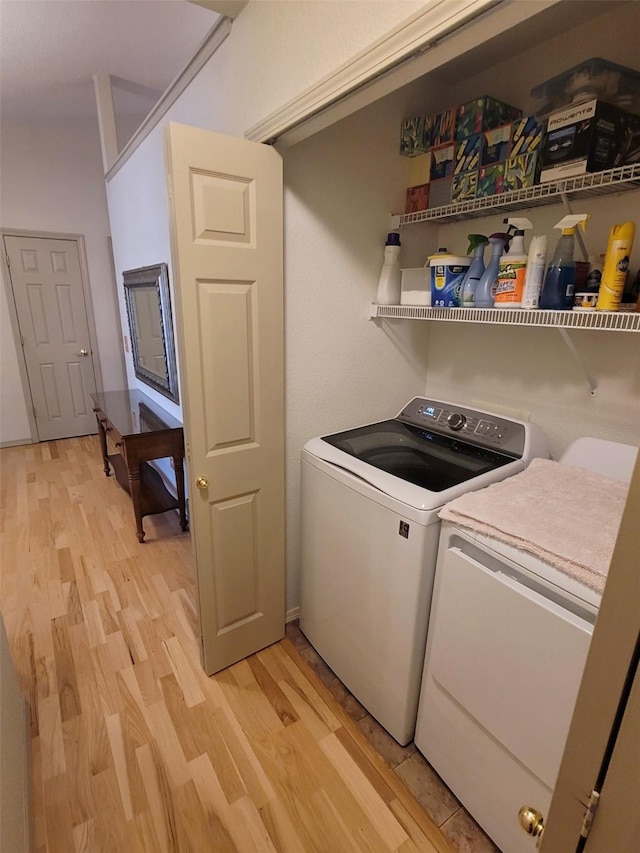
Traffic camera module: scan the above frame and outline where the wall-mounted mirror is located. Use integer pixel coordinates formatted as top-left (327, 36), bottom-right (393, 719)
top-left (122, 263), bottom-right (179, 404)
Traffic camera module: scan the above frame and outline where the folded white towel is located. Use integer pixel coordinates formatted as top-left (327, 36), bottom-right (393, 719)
top-left (439, 458), bottom-right (629, 594)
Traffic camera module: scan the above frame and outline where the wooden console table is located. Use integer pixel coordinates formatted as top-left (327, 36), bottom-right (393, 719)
top-left (91, 389), bottom-right (188, 543)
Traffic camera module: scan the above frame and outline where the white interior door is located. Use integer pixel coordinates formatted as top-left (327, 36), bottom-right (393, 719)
top-left (3, 235), bottom-right (98, 441)
top-left (165, 122), bottom-right (285, 675)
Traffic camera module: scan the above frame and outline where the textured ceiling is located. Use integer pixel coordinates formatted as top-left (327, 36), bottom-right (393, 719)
top-left (0, 0), bottom-right (219, 122)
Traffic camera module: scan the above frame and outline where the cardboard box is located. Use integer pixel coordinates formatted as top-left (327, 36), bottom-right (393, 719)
top-left (400, 117), bottom-right (427, 157)
top-left (407, 152), bottom-right (432, 187)
top-left (405, 184), bottom-right (430, 214)
top-left (510, 115), bottom-right (545, 157)
top-left (477, 163), bottom-right (505, 197)
top-left (539, 98), bottom-right (638, 182)
top-left (430, 144), bottom-right (455, 181)
top-left (504, 152), bottom-right (540, 191)
top-left (451, 171), bottom-right (478, 202)
top-left (428, 178), bottom-right (453, 209)
top-left (480, 123), bottom-right (512, 167)
top-left (456, 96), bottom-right (522, 140)
top-left (455, 135), bottom-right (481, 174)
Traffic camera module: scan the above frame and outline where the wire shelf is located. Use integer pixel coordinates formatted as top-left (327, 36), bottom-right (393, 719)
top-left (369, 304), bottom-right (640, 331)
top-left (395, 164), bottom-right (640, 226)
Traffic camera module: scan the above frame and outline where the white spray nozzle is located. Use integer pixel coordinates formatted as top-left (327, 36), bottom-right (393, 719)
top-left (503, 217), bottom-right (533, 230)
top-left (554, 214), bottom-right (590, 232)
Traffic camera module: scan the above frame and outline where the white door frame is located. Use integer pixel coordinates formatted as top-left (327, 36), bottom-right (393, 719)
top-left (1, 229), bottom-right (104, 444)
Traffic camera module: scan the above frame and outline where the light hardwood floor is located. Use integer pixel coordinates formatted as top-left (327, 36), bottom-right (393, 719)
top-left (0, 435), bottom-right (459, 853)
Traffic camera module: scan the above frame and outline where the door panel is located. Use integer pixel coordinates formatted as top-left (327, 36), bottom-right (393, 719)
top-left (165, 122), bottom-right (284, 674)
top-left (4, 235), bottom-right (98, 441)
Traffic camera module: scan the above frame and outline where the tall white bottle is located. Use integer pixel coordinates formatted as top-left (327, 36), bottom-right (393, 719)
top-left (521, 235), bottom-right (548, 309)
top-left (376, 232), bottom-right (402, 305)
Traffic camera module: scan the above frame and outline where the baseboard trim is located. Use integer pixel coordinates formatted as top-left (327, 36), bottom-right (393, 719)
top-left (0, 437), bottom-right (34, 449)
top-left (285, 606), bottom-right (300, 624)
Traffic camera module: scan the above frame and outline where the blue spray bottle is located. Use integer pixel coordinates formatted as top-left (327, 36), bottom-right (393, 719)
top-left (539, 214), bottom-right (590, 310)
top-left (474, 232), bottom-right (511, 308)
top-left (460, 235), bottom-right (489, 306)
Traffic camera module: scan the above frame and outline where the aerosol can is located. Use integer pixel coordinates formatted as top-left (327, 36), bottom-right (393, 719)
top-left (539, 214), bottom-right (590, 310)
top-left (495, 218), bottom-right (533, 307)
top-left (596, 222), bottom-right (636, 311)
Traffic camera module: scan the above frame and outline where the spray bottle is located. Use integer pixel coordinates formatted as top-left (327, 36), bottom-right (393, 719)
top-left (495, 218), bottom-right (533, 308)
top-left (539, 214), bottom-right (590, 310)
top-left (375, 232), bottom-right (402, 305)
top-left (474, 232), bottom-right (512, 308)
top-left (521, 235), bottom-right (548, 309)
top-left (596, 222), bottom-right (636, 311)
top-left (460, 235), bottom-right (489, 306)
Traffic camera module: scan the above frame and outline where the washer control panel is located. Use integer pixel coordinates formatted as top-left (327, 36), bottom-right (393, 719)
top-left (397, 397), bottom-right (526, 457)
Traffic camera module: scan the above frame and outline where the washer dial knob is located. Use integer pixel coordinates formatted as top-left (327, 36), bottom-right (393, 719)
top-left (447, 412), bottom-right (466, 431)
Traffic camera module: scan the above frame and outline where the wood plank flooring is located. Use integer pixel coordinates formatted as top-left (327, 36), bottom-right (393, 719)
top-left (0, 435), bottom-right (459, 853)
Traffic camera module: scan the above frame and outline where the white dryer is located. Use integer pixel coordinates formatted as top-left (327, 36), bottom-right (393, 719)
top-left (414, 438), bottom-right (637, 852)
top-left (300, 397), bottom-right (548, 745)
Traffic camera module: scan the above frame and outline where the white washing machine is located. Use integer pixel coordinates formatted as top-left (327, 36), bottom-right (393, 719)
top-left (414, 437), bottom-right (638, 853)
top-left (299, 397), bottom-right (548, 745)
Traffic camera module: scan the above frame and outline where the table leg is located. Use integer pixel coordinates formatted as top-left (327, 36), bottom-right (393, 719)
top-left (174, 455), bottom-right (189, 532)
top-left (128, 464), bottom-right (146, 543)
top-left (95, 412), bottom-right (110, 476)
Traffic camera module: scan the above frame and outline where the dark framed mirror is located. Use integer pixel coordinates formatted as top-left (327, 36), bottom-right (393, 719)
top-left (122, 263), bottom-right (179, 404)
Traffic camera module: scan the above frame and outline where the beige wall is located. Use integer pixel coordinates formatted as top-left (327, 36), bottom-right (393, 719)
top-left (0, 118), bottom-right (127, 444)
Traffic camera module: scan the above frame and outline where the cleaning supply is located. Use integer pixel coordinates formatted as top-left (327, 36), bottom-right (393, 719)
top-left (495, 218), bottom-right (533, 307)
top-left (474, 232), bottom-right (512, 308)
top-left (539, 214), bottom-right (590, 310)
top-left (521, 235), bottom-right (548, 309)
top-left (596, 222), bottom-right (636, 311)
top-left (574, 253), bottom-right (604, 310)
top-left (429, 248), bottom-right (470, 308)
top-left (375, 232), bottom-right (402, 305)
top-left (460, 235), bottom-right (488, 306)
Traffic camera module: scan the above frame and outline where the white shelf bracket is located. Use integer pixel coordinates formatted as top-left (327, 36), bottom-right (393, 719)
top-left (558, 328), bottom-right (598, 396)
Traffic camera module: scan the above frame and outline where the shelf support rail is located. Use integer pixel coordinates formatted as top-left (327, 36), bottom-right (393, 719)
top-left (558, 328), bottom-right (598, 396)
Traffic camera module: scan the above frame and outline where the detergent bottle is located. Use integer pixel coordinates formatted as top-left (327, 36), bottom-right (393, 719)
top-left (474, 232), bottom-right (512, 308)
top-left (596, 222), bottom-right (636, 311)
top-left (375, 232), bottom-right (402, 305)
top-left (539, 214), bottom-right (590, 310)
top-left (460, 235), bottom-right (488, 306)
top-left (495, 218), bottom-right (532, 308)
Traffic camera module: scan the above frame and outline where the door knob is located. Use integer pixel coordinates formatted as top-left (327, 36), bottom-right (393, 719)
top-left (518, 806), bottom-right (545, 840)
top-left (195, 476), bottom-right (209, 490)
top-left (78, 348), bottom-right (89, 357)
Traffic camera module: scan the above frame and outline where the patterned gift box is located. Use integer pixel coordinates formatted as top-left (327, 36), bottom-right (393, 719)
top-left (504, 152), bottom-right (540, 191)
top-left (406, 152), bottom-right (432, 187)
top-left (510, 115), bottom-right (545, 157)
top-left (400, 116), bottom-right (427, 157)
top-left (455, 134), bottom-right (481, 174)
top-left (431, 107), bottom-right (457, 148)
top-left (430, 144), bottom-right (455, 181)
top-left (451, 171), bottom-right (478, 202)
top-left (476, 163), bottom-right (505, 197)
top-left (480, 123), bottom-right (513, 167)
top-left (456, 96), bottom-right (522, 140)
top-left (405, 184), bottom-right (430, 213)
top-left (428, 177), bottom-right (453, 208)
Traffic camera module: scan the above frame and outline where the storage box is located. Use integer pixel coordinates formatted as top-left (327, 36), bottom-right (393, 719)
top-left (406, 152), bottom-right (432, 187)
top-left (451, 171), bottom-right (478, 202)
top-left (455, 96), bottom-right (522, 140)
top-left (430, 144), bottom-right (455, 181)
top-left (510, 115), bottom-right (545, 157)
top-left (480, 123), bottom-right (512, 166)
top-left (428, 177), bottom-right (453, 208)
top-left (400, 116), bottom-right (427, 157)
top-left (431, 107), bottom-right (457, 147)
top-left (405, 184), bottom-right (430, 214)
top-left (400, 267), bottom-right (431, 305)
top-left (531, 58), bottom-right (640, 117)
top-left (539, 98), bottom-right (638, 182)
top-left (504, 152), bottom-right (540, 191)
top-left (477, 163), bottom-right (505, 197)
top-left (455, 134), bottom-right (481, 174)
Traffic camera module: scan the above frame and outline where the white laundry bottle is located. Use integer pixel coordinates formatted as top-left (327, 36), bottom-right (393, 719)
top-left (375, 232), bottom-right (402, 305)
